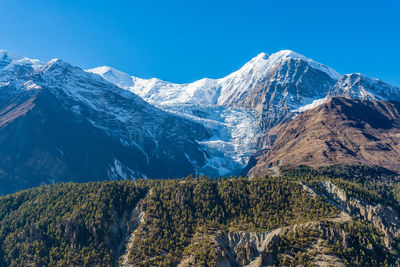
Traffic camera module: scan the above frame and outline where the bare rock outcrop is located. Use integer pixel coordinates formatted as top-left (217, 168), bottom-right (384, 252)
top-left (320, 180), bottom-right (400, 247)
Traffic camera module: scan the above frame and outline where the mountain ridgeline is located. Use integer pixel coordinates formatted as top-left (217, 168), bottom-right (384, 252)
top-left (1, 49), bottom-right (400, 194)
top-left (1, 49), bottom-right (400, 266)
top-left (0, 52), bottom-right (210, 194)
top-left (248, 97), bottom-right (400, 177)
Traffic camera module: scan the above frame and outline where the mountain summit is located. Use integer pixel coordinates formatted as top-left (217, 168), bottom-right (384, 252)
top-left (0, 49), bottom-right (399, 194)
top-left (89, 50), bottom-right (341, 108)
top-left (88, 49), bottom-right (400, 176)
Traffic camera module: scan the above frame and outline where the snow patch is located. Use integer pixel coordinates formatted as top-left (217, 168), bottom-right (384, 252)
top-left (294, 97), bottom-right (329, 112)
top-left (108, 159), bottom-right (132, 180)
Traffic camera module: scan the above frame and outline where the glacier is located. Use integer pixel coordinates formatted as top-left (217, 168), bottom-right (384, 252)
top-left (3, 48), bottom-right (398, 177)
top-left (88, 50), bottom-right (343, 175)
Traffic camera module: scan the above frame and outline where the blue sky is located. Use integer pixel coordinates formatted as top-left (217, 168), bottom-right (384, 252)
top-left (1, 0), bottom-right (399, 85)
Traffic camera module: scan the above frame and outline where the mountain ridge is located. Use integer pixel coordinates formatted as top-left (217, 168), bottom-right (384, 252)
top-left (1, 49), bottom-right (400, 193)
top-left (89, 49), bottom-right (400, 175)
top-left (248, 97), bottom-right (400, 177)
top-left (88, 50), bottom-right (342, 107)
top-left (0, 53), bottom-right (212, 194)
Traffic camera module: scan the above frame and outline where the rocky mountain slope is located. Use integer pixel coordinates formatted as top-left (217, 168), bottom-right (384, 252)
top-left (89, 50), bottom-right (343, 133)
top-left (331, 73), bottom-right (400, 101)
top-left (90, 50), bottom-right (400, 175)
top-left (91, 50), bottom-right (340, 174)
top-left (89, 50), bottom-right (340, 109)
top-left (248, 97), bottom-right (400, 177)
top-left (1, 48), bottom-right (400, 192)
top-left (0, 51), bottom-right (211, 194)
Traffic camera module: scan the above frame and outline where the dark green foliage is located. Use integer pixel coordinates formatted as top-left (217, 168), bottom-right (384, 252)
top-left (128, 176), bottom-right (339, 265)
top-left (0, 180), bottom-right (149, 266)
top-left (393, 183), bottom-right (400, 207)
top-left (269, 220), bottom-right (396, 266)
top-left (284, 164), bottom-right (400, 212)
top-left (182, 231), bottom-right (218, 266)
top-left (0, 166), bottom-right (398, 266)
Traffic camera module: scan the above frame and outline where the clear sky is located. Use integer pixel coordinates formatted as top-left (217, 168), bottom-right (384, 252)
top-left (1, 0), bottom-right (399, 85)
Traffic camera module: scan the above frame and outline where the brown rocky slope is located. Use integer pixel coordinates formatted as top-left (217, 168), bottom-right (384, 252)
top-left (248, 97), bottom-right (400, 177)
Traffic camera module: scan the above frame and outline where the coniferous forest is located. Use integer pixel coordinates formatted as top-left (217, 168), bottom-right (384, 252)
top-left (0, 165), bottom-right (399, 266)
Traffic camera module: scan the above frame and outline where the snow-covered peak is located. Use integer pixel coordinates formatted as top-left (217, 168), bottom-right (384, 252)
top-left (246, 51), bottom-right (269, 63)
top-left (36, 58), bottom-right (76, 76)
top-left (216, 50), bottom-right (341, 106)
top-left (228, 50), bottom-right (340, 80)
top-left (44, 58), bottom-right (65, 67)
top-left (87, 50), bottom-right (342, 108)
top-left (0, 50), bottom-right (42, 85)
top-left (267, 50), bottom-right (341, 80)
top-left (88, 65), bottom-right (115, 76)
top-left (87, 66), bottom-right (136, 89)
top-left (332, 73), bottom-right (400, 101)
top-left (0, 50), bottom-right (42, 71)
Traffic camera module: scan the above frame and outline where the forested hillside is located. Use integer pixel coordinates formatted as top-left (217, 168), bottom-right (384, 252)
top-left (0, 166), bottom-right (399, 266)
top-left (0, 181), bottom-right (151, 266)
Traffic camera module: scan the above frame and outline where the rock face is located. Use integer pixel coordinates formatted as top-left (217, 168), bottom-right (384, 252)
top-left (89, 50), bottom-right (343, 174)
top-left (213, 229), bottom-right (281, 266)
top-left (0, 53), bottom-right (210, 194)
top-left (248, 97), bottom-right (400, 176)
top-left (219, 52), bottom-right (339, 130)
top-left (177, 212), bottom-right (355, 267)
top-left (90, 50), bottom-right (400, 176)
top-left (331, 73), bottom-right (400, 101)
top-left (2, 48), bottom-right (400, 186)
top-left (320, 181), bottom-right (400, 247)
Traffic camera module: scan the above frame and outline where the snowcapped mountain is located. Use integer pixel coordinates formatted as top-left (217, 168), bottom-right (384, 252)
top-left (88, 65), bottom-right (222, 106)
top-left (331, 73), bottom-right (400, 101)
top-left (1, 48), bottom-right (399, 193)
top-left (216, 50), bottom-right (340, 107)
top-left (89, 50), bottom-right (341, 109)
top-left (89, 50), bottom-right (400, 175)
top-left (89, 50), bottom-right (343, 130)
top-left (88, 50), bottom-right (344, 172)
top-left (0, 50), bottom-right (211, 194)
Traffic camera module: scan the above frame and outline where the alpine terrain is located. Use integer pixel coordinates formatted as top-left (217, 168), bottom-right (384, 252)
top-left (0, 50), bottom-right (210, 194)
top-left (89, 49), bottom-right (400, 177)
top-left (1, 48), bottom-right (400, 266)
top-left (1, 49), bottom-right (400, 194)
